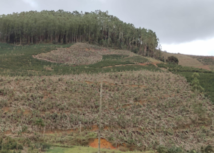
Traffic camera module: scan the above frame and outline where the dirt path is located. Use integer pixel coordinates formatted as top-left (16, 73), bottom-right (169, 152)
top-left (102, 62), bottom-right (161, 69)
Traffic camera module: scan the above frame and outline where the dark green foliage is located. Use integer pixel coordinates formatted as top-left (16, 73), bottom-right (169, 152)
top-left (0, 10), bottom-right (159, 58)
top-left (0, 150), bottom-right (11, 153)
top-left (157, 145), bottom-right (214, 153)
top-left (157, 146), bottom-right (183, 153)
top-left (35, 118), bottom-right (45, 127)
top-left (157, 146), bottom-right (168, 153)
top-left (167, 147), bottom-right (183, 153)
top-left (102, 55), bottom-right (129, 60)
top-left (41, 143), bottom-right (51, 151)
top-left (166, 56), bottom-right (179, 64)
top-left (0, 137), bottom-right (23, 153)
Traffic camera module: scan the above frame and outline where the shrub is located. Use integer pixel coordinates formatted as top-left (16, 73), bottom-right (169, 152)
top-left (157, 146), bottom-right (184, 153)
top-left (166, 56), bottom-right (179, 64)
top-left (41, 143), bottom-right (51, 151)
top-left (191, 73), bottom-right (204, 93)
top-left (157, 146), bottom-right (168, 153)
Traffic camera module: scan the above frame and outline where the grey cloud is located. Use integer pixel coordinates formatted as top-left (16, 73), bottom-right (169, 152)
top-left (0, 0), bottom-right (214, 44)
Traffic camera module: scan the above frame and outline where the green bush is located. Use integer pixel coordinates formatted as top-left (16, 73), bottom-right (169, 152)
top-left (41, 143), bottom-right (51, 151)
top-left (166, 56), bottom-right (179, 64)
top-left (191, 73), bottom-right (204, 93)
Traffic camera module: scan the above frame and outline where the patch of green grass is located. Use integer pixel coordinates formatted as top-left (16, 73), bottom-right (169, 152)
top-left (0, 43), bottom-right (155, 76)
top-left (176, 72), bottom-right (214, 103)
top-left (90, 55), bottom-right (149, 69)
top-left (47, 146), bottom-right (152, 153)
top-left (102, 54), bottom-right (129, 60)
top-left (89, 59), bottom-right (133, 68)
top-left (157, 63), bottom-right (212, 73)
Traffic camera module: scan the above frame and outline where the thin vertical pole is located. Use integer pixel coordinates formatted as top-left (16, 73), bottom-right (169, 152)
top-left (98, 82), bottom-right (103, 153)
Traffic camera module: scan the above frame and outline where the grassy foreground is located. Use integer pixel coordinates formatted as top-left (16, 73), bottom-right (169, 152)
top-left (47, 146), bottom-right (154, 153)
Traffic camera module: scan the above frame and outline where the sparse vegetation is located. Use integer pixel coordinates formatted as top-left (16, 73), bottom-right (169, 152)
top-left (0, 70), bottom-right (214, 151)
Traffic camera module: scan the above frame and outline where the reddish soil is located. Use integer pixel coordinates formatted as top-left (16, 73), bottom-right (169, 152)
top-left (85, 81), bottom-right (93, 84)
top-left (4, 130), bottom-right (12, 135)
top-left (89, 138), bottom-right (116, 150)
top-left (102, 62), bottom-right (160, 69)
top-left (92, 125), bottom-right (99, 131)
top-left (137, 62), bottom-right (159, 67)
top-left (3, 107), bottom-right (10, 113)
top-left (17, 109), bottom-right (31, 115)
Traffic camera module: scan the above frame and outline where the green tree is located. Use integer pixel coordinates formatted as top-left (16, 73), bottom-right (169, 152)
top-left (191, 73), bottom-right (204, 93)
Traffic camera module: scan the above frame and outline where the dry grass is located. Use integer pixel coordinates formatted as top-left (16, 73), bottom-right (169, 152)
top-left (162, 52), bottom-right (204, 68)
top-left (0, 70), bottom-right (214, 151)
top-left (190, 56), bottom-right (214, 71)
top-left (33, 43), bottom-right (137, 65)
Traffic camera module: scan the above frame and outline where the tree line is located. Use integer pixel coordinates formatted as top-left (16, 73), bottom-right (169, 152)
top-left (0, 10), bottom-right (161, 58)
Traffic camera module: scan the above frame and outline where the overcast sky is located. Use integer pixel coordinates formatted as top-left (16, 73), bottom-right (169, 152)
top-left (1, 0), bottom-right (214, 56)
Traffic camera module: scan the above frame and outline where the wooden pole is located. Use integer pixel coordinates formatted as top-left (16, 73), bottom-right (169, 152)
top-left (98, 82), bottom-right (103, 153)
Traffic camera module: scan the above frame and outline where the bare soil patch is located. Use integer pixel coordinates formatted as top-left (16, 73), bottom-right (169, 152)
top-left (89, 138), bottom-right (116, 150)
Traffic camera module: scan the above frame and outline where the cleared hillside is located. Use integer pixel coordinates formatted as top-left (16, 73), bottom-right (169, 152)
top-left (190, 56), bottom-right (214, 71)
top-left (1, 70), bottom-right (214, 151)
top-left (161, 52), bottom-right (204, 68)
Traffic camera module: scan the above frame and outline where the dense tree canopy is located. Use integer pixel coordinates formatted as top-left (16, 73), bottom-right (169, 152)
top-left (0, 10), bottom-right (160, 58)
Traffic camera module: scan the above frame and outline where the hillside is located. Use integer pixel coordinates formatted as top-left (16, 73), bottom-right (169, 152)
top-left (190, 56), bottom-right (214, 71)
top-left (1, 70), bottom-right (214, 152)
top-left (161, 51), bottom-right (214, 71)
top-left (0, 42), bottom-right (214, 153)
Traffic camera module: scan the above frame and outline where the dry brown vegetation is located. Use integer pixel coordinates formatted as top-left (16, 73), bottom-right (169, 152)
top-left (0, 70), bottom-right (214, 151)
top-left (161, 52), bottom-right (204, 68)
top-left (33, 43), bottom-right (137, 65)
top-left (190, 56), bottom-right (214, 71)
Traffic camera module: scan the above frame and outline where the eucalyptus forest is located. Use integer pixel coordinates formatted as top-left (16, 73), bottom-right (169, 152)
top-left (0, 10), bottom-right (160, 57)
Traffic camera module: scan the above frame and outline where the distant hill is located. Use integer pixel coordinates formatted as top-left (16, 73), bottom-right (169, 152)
top-left (161, 51), bottom-right (214, 71)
